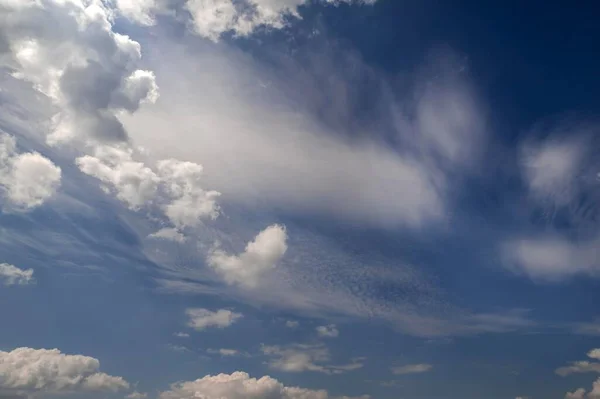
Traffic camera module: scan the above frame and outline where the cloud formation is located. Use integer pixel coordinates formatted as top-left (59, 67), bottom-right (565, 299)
top-left (0, 134), bottom-right (61, 210)
top-left (261, 343), bottom-right (363, 374)
top-left (159, 371), bottom-right (370, 399)
top-left (316, 324), bottom-right (339, 338)
top-left (208, 224), bottom-right (288, 288)
top-left (0, 263), bottom-right (34, 286)
top-left (391, 364), bottom-right (433, 375)
top-left (0, 0), bottom-right (158, 146)
top-left (186, 308), bottom-right (243, 331)
top-left (0, 347), bottom-right (129, 395)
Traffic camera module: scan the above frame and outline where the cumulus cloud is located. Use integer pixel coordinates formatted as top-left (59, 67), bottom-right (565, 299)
top-left (0, 263), bottom-right (34, 286)
top-left (316, 324), bottom-right (339, 338)
top-left (159, 371), bottom-right (370, 399)
top-left (185, 308), bottom-right (242, 331)
top-left (127, 392), bottom-right (149, 399)
top-left (76, 145), bottom-right (159, 210)
top-left (0, 134), bottom-right (61, 210)
top-left (0, 0), bottom-right (158, 146)
top-left (0, 347), bottom-right (129, 395)
top-left (208, 224), bottom-right (288, 288)
top-left (77, 146), bottom-right (220, 227)
top-left (565, 380), bottom-right (600, 399)
top-left (174, 332), bottom-right (190, 338)
top-left (391, 364), bottom-right (433, 375)
top-left (261, 344), bottom-right (363, 374)
top-left (556, 349), bottom-right (600, 376)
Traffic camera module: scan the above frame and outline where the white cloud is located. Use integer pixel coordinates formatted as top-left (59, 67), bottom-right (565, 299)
top-left (0, 0), bottom-right (158, 146)
top-left (261, 344), bottom-right (363, 374)
top-left (556, 349), bottom-right (600, 377)
top-left (208, 224), bottom-right (287, 288)
top-left (76, 145), bottom-right (159, 210)
top-left (502, 235), bottom-right (600, 281)
top-left (159, 371), bottom-right (370, 399)
top-left (520, 135), bottom-right (588, 205)
top-left (207, 348), bottom-right (240, 356)
top-left (122, 40), bottom-right (487, 231)
top-left (156, 159), bottom-right (221, 228)
top-left (186, 308), bottom-right (242, 331)
top-left (174, 332), bottom-right (190, 338)
top-left (149, 227), bottom-right (186, 243)
top-left (391, 364), bottom-right (433, 375)
top-left (286, 320), bottom-right (299, 328)
top-left (127, 392), bottom-right (149, 399)
top-left (0, 134), bottom-right (61, 210)
top-left (184, 0), bottom-right (376, 41)
top-left (565, 379), bottom-right (600, 399)
top-left (0, 347), bottom-right (129, 394)
top-left (316, 324), bottom-right (339, 338)
top-left (0, 263), bottom-right (34, 286)
top-left (77, 147), bottom-right (220, 227)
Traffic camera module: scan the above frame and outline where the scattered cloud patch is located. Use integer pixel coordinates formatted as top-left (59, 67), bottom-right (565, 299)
top-left (159, 371), bottom-right (370, 399)
top-left (127, 392), bottom-right (149, 399)
top-left (0, 263), bottom-right (34, 286)
top-left (0, 347), bottom-right (129, 395)
top-left (186, 308), bottom-right (243, 331)
top-left (286, 320), bottom-right (299, 328)
top-left (0, 134), bottom-right (61, 210)
top-left (207, 348), bottom-right (242, 357)
top-left (391, 364), bottom-right (433, 375)
top-left (174, 332), bottom-right (190, 338)
top-left (316, 324), bottom-right (339, 338)
top-left (149, 227), bottom-right (186, 243)
top-left (261, 344), bottom-right (363, 374)
top-left (208, 224), bottom-right (287, 288)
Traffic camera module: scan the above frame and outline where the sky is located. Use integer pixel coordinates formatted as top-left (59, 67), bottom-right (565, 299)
top-left (0, 0), bottom-right (599, 398)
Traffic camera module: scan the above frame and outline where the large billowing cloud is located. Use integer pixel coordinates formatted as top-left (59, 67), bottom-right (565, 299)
top-left (122, 41), bottom-right (486, 230)
top-left (159, 371), bottom-right (370, 399)
top-left (0, 0), bottom-right (158, 146)
top-left (0, 347), bottom-right (129, 395)
top-left (0, 133), bottom-right (61, 210)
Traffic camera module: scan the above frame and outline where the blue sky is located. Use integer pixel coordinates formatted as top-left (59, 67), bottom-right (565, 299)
top-left (0, 1), bottom-right (600, 398)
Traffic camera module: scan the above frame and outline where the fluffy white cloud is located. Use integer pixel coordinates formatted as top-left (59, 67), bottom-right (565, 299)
top-left (0, 347), bottom-right (129, 394)
top-left (208, 224), bottom-right (287, 288)
top-left (0, 0), bottom-right (158, 146)
top-left (391, 364), bottom-right (433, 375)
top-left (316, 324), bottom-right (339, 338)
top-left (185, 308), bottom-right (242, 331)
top-left (0, 134), bottom-right (61, 210)
top-left (565, 379), bottom-right (600, 399)
top-left (0, 263), bottom-right (34, 286)
top-left (159, 371), bottom-right (370, 399)
top-left (556, 349), bottom-right (600, 377)
top-left (184, 0), bottom-right (376, 41)
top-left (77, 147), bottom-right (220, 227)
top-left (76, 145), bottom-right (159, 210)
top-left (261, 344), bottom-right (363, 374)
top-left (174, 332), bottom-right (190, 338)
top-left (156, 159), bottom-right (221, 228)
